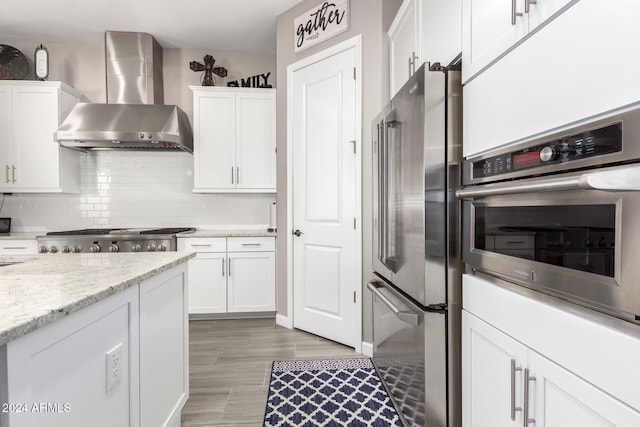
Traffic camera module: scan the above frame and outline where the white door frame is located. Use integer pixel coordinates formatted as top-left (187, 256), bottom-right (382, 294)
top-left (283, 35), bottom-right (363, 353)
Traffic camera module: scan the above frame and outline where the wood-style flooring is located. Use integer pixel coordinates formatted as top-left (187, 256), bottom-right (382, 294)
top-left (181, 318), bottom-right (363, 426)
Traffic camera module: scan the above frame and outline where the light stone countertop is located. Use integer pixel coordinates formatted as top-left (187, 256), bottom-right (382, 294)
top-left (0, 251), bottom-right (195, 346)
top-left (178, 229), bottom-right (276, 238)
top-left (0, 232), bottom-right (40, 240)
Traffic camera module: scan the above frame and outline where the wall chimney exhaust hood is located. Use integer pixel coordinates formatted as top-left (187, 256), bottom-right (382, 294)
top-left (55, 31), bottom-right (193, 153)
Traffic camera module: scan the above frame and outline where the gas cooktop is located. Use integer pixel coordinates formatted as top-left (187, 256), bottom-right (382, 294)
top-left (37, 227), bottom-right (195, 254)
top-left (45, 227), bottom-right (195, 236)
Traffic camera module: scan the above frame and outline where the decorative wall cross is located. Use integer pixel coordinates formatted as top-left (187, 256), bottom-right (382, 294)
top-left (190, 55), bottom-right (228, 86)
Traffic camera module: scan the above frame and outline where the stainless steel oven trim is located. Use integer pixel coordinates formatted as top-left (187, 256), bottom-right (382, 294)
top-left (463, 105), bottom-right (640, 185)
top-left (457, 162), bottom-right (640, 199)
top-left (461, 187), bottom-right (640, 323)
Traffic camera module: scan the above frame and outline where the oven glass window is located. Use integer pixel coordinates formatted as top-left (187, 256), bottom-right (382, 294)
top-left (474, 204), bottom-right (615, 277)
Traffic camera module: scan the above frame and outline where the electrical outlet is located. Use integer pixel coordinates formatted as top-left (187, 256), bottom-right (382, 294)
top-left (106, 343), bottom-right (123, 393)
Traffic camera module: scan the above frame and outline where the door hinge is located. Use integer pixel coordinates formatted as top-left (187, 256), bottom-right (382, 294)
top-left (353, 291), bottom-right (356, 303)
top-left (353, 67), bottom-right (356, 80)
top-left (349, 140), bottom-right (356, 154)
top-left (353, 217), bottom-right (356, 229)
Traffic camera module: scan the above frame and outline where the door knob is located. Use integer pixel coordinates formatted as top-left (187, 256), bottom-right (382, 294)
top-left (293, 229), bottom-right (304, 237)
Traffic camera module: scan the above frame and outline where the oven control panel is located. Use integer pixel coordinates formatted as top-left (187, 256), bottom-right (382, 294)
top-left (468, 122), bottom-right (622, 182)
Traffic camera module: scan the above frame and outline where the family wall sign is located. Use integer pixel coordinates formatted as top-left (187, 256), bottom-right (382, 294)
top-left (294, 0), bottom-right (350, 53)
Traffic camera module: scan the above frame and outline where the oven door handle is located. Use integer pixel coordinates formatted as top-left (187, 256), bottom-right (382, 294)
top-left (367, 280), bottom-right (419, 326)
top-left (457, 163), bottom-right (640, 199)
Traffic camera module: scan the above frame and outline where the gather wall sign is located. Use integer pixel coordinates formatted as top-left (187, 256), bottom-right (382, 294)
top-left (294, 0), bottom-right (350, 53)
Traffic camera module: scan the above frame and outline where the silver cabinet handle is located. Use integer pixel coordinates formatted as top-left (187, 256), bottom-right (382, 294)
top-left (525, 0), bottom-right (537, 13)
top-left (236, 166), bottom-right (240, 185)
top-left (231, 167), bottom-right (235, 184)
top-left (3, 247), bottom-right (28, 250)
top-left (512, 0), bottom-right (523, 24)
top-left (190, 244), bottom-right (212, 247)
top-left (11, 165), bottom-right (16, 183)
top-left (367, 280), bottom-right (419, 326)
top-left (241, 243), bottom-right (261, 247)
top-left (228, 258), bottom-right (231, 276)
top-left (221, 257), bottom-right (225, 276)
top-left (511, 359), bottom-right (523, 420)
top-left (5, 165), bottom-right (9, 184)
top-left (523, 368), bottom-right (536, 426)
top-left (408, 51), bottom-right (419, 76)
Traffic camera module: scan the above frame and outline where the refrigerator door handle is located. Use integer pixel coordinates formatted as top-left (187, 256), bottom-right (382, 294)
top-left (367, 280), bottom-right (419, 326)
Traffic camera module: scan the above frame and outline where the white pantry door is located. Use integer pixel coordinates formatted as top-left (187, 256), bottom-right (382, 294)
top-left (291, 46), bottom-right (358, 347)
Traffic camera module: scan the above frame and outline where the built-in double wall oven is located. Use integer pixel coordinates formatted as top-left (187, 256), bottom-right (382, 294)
top-left (458, 106), bottom-right (640, 325)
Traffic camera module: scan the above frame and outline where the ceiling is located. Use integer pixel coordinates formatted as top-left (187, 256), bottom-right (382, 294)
top-left (1, 0), bottom-right (305, 52)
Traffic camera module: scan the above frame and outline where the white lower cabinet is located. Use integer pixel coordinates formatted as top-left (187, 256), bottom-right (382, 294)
top-left (1, 264), bottom-right (189, 427)
top-left (178, 236), bottom-right (275, 315)
top-left (463, 311), bottom-right (640, 427)
top-left (462, 274), bottom-right (640, 427)
top-left (139, 266), bottom-right (189, 427)
top-left (462, 310), bottom-right (526, 427)
top-left (227, 251), bottom-right (275, 312)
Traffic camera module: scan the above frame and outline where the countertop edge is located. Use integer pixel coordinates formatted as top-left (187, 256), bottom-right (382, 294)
top-left (0, 252), bottom-right (195, 346)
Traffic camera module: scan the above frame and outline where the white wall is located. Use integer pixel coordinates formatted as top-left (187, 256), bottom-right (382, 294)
top-left (3, 151), bottom-right (274, 232)
top-left (275, 0), bottom-right (402, 343)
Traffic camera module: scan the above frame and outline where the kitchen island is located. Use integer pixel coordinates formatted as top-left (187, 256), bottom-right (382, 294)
top-left (0, 252), bottom-right (195, 427)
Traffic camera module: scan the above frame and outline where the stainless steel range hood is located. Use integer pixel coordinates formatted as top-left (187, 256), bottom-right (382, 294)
top-left (55, 31), bottom-right (193, 153)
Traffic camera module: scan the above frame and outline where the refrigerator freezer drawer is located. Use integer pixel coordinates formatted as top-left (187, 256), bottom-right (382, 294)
top-left (369, 279), bottom-right (448, 427)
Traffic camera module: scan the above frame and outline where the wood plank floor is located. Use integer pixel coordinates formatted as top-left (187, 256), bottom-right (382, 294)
top-left (181, 318), bottom-right (363, 426)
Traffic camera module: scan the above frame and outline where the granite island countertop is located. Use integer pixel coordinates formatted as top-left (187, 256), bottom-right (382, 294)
top-left (0, 251), bottom-right (195, 346)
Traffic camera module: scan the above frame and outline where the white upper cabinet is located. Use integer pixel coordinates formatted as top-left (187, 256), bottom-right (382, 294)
top-left (463, 0), bottom-right (640, 157)
top-left (389, 0), bottom-right (421, 97)
top-left (191, 86), bottom-right (276, 193)
top-left (389, 0), bottom-right (462, 98)
top-left (462, 0), bottom-right (577, 83)
top-left (0, 81), bottom-right (82, 193)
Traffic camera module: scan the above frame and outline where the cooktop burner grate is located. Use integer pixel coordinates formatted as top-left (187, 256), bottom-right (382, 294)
top-left (139, 227), bottom-right (195, 235)
top-left (46, 228), bottom-right (127, 236)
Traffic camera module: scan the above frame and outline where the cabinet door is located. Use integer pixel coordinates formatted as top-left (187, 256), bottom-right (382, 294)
top-left (235, 91), bottom-right (276, 190)
top-left (139, 266), bottom-right (189, 427)
top-left (421, 0), bottom-right (462, 67)
top-left (0, 86), bottom-right (11, 188)
top-left (462, 310), bottom-right (528, 427)
top-left (193, 91), bottom-right (236, 190)
top-left (389, 0), bottom-right (420, 97)
top-left (227, 251), bottom-right (275, 312)
top-left (188, 252), bottom-right (227, 314)
top-left (12, 85), bottom-right (60, 189)
top-left (528, 351), bottom-right (640, 426)
top-left (462, 0), bottom-right (528, 83)
top-left (463, 0), bottom-right (627, 157)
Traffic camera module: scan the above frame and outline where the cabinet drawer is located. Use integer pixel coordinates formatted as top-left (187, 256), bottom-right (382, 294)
top-left (0, 239), bottom-right (37, 254)
top-left (177, 237), bottom-right (226, 252)
top-left (227, 236), bottom-right (275, 252)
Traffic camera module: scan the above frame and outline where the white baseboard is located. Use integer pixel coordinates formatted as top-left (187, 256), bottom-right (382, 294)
top-left (361, 341), bottom-right (373, 357)
top-left (275, 313), bottom-right (292, 329)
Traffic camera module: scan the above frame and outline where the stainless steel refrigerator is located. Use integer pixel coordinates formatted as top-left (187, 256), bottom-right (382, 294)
top-left (368, 59), bottom-right (462, 427)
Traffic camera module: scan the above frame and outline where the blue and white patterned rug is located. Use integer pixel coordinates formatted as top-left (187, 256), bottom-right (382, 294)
top-left (263, 358), bottom-right (404, 426)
